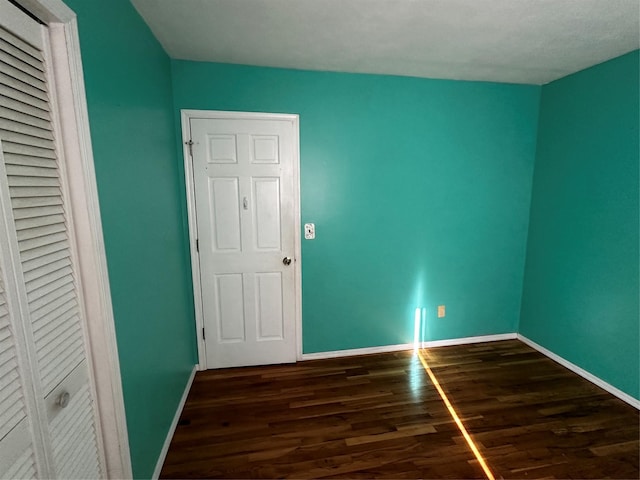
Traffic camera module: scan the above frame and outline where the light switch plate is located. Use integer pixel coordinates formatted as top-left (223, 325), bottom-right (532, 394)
top-left (304, 223), bottom-right (315, 240)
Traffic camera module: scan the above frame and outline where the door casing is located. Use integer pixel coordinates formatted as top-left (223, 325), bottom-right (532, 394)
top-left (181, 110), bottom-right (302, 369)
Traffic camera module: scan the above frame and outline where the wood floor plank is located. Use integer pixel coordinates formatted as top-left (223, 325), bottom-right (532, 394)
top-left (160, 340), bottom-right (639, 479)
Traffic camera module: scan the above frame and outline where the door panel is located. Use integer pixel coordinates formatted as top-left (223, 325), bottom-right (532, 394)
top-left (191, 116), bottom-right (298, 368)
top-left (215, 273), bottom-right (245, 343)
top-left (208, 135), bottom-right (237, 163)
top-left (208, 177), bottom-right (241, 251)
top-left (254, 272), bottom-right (284, 340)
top-left (252, 177), bottom-right (281, 250)
top-left (251, 135), bottom-right (279, 164)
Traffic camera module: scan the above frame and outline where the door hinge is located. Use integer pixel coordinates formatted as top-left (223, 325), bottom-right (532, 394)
top-left (202, 327), bottom-right (205, 340)
top-left (196, 238), bottom-right (199, 252)
top-left (186, 139), bottom-right (194, 157)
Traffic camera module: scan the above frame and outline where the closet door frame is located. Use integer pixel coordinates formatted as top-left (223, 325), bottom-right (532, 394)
top-left (9, 1), bottom-right (132, 478)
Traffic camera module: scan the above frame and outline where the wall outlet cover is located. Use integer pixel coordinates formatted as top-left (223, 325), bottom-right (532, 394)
top-left (304, 223), bottom-right (315, 240)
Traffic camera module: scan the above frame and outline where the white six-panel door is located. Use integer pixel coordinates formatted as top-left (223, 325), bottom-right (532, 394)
top-left (189, 116), bottom-right (298, 368)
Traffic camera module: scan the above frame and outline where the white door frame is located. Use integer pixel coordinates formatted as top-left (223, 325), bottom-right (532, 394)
top-left (12, 1), bottom-right (132, 477)
top-left (181, 110), bottom-right (303, 370)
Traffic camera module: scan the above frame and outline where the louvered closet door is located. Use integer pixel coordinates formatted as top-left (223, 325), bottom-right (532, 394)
top-left (0, 264), bottom-right (38, 479)
top-left (0, 1), bottom-right (103, 478)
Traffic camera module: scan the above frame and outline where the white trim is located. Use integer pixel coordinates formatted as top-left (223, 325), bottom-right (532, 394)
top-left (43, 21), bottom-right (110, 475)
top-left (14, 0), bottom-right (74, 23)
top-left (301, 343), bottom-right (414, 360)
top-left (182, 110), bottom-right (300, 122)
top-left (152, 366), bottom-right (197, 480)
top-left (301, 333), bottom-right (517, 360)
top-left (14, 1), bottom-right (133, 477)
top-left (181, 109), bottom-right (303, 370)
top-left (292, 117), bottom-right (303, 361)
top-left (423, 333), bottom-right (517, 348)
top-left (180, 113), bottom-right (206, 369)
top-left (517, 334), bottom-right (640, 410)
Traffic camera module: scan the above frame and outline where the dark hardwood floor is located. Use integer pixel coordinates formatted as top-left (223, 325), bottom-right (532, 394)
top-left (160, 340), bottom-right (639, 479)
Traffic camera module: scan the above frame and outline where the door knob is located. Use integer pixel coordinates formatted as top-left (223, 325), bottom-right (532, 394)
top-left (283, 257), bottom-right (292, 266)
top-left (56, 391), bottom-right (70, 408)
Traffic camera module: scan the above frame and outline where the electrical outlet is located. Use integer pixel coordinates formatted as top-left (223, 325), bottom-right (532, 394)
top-left (437, 305), bottom-right (446, 318)
top-left (304, 223), bottom-right (315, 240)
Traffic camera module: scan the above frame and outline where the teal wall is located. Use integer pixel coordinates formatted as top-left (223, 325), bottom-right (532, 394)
top-left (60, 0), bottom-right (638, 471)
top-left (65, 0), bottom-right (197, 477)
top-left (171, 61), bottom-right (541, 353)
top-left (520, 51), bottom-right (640, 399)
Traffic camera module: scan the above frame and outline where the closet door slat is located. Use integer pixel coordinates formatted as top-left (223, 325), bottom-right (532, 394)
top-left (0, 35), bottom-right (44, 72)
top-left (0, 26), bottom-right (42, 63)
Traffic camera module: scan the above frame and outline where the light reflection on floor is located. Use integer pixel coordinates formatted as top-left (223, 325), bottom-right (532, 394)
top-left (416, 349), bottom-right (496, 480)
top-left (407, 354), bottom-right (424, 398)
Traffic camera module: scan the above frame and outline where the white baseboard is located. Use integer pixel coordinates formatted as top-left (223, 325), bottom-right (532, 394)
top-left (517, 334), bottom-right (640, 410)
top-left (301, 342), bottom-right (414, 360)
top-left (423, 332), bottom-right (517, 348)
top-left (300, 333), bottom-right (517, 361)
top-left (152, 365), bottom-right (197, 479)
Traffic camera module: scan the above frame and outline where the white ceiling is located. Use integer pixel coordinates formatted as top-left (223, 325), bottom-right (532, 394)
top-left (131, 0), bottom-right (640, 85)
